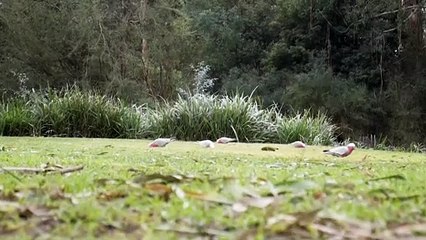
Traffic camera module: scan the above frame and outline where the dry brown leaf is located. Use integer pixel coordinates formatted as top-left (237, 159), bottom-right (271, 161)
top-left (232, 202), bottom-right (248, 213)
top-left (292, 209), bottom-right (322, 226)
top-left (18, 205), bottom-right (53, 219)
top-left (267, 214), bottom-right (297, 227)
top-left (232, 197), bottom-right (277, 213)
top-left (183, 190), bottom-right (233, 205)
top-left (97, 190), bottom-right (128, 201)
top-left (0, 191), bottom-right (19, 201)
top-left (172, 185), bottom-right (186, 200)
top-left (392, 223), bottom-right (426, 236)
top-left (242, 196), bottom-right (276, 208)
top-left (144, 183), bottom-right (172, 198)
top-left (49, 187), bottom-right (66, 200)
top-left (313, 191), bottom-right (327, 200)
top-left (132, 172), bottom-right (199, 185)
top-left (0, 200), bottom-right (21, 212)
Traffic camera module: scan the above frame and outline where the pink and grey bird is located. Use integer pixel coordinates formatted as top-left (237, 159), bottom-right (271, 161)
top-left (323, 143), bottom-right (356, 157)
top-left (291, 141), bottom-right (306, 148)
top-left (198, 140), bottom-right (215, 148)
top-left (216, 137), bottom-right (237, 144)
top-left (148, 138), bottom-right (174, 148)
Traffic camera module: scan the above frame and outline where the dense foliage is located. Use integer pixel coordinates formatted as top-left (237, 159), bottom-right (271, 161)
top-left (0, 0), bottom-right (425, 145)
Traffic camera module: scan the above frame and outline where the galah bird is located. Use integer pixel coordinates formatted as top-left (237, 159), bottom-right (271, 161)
top-left (198, 140), bottom-right (215, 148)
top-left (323, 143), bottom-right (356, 157)
top-left (291, 141), bottom-right (306, 148)
top-left (216, 137), bottom-right (237, 144)
top-left (148, 138), bottom-right (174, 148)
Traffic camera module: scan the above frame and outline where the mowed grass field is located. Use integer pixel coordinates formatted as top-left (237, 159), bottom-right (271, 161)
top-left (0, 137), bottom-right (425, 239)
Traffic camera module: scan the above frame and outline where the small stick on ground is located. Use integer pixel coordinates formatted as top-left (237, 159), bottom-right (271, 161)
top-left (59, 165), bottom-right (84, 174)
top-left (0, 165), bottom-right (84, 175)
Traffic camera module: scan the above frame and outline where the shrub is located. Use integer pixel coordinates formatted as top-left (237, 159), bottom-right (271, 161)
top-left (277, 110), bottom-right (336, 145)
top-left (144, 93), bottom-right (278, 142)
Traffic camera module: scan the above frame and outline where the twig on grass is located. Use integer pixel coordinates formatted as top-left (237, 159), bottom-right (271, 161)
top-left (155, 224), bottom-right (231, 237)
top-left (58, 165), bottom-right (84, 174)
top-left (0, 165), bottom-right (84, 175)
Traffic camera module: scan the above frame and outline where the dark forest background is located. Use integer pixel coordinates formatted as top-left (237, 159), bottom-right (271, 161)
top-left (0, 0), bottom-right (425, 146)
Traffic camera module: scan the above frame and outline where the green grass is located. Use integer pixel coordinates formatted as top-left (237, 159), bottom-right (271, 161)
top-left (0, 137), bottom-right (425, 239)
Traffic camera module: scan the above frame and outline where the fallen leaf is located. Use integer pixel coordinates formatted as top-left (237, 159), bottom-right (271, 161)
top-left (49, 187), bottom-right (66, 200)
top-left (0, 190), bottom-right (19, 201)
top-left (243, 197), bottom-right (276, 208)
top-left (392, 223), bottom-right (426, 236)
top-left (184, 190), bottom-right (233, 205)
top-left (132, 173), bottom-right (196, 185)
top-left (0, 200), bottom-right (21, 212)
top-left (232, 197), bottom-right (277, 213)
top-left (310, 223), bottom-right (343, 236)
top-left (36, 217), bottom-right (59, 233)
top-left (292, 209), bottom-right (322, 226)
top-left (97, 190), bottom-right (128, 201)
top-left (313, 191), bottom-right (326, 200)
top-left (261, 146), bottom-right (279, 151)
top-left (18, 205), bottom-right (53, 219)
top-left (267, 214), bottom-right (297, 227)
top-left (172, 185), bottom-right (186, 200)
top-left (64, 191), bottom-right (92, 205)
top-left (232, 202), bottom-right (248, 213)
top-left (144, 183), bottom-right (172, 199)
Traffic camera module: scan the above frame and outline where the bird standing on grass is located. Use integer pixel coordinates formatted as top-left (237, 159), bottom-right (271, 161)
top-left (198, 140), bottom-right (215, 148)
top-left (216, 137), bottom-right (237, 144)
top-left (148, 138), bottom-right (175, 148)
top-left (323, 143), bottom-right (356, 157)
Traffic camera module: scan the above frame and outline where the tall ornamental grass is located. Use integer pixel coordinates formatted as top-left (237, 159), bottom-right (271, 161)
top-left (144, 93), bottom-right (278, 142)
top-left (0, 89), bottom-right (145, 138)
top-left (0, 89), bottom-right (337, 144)
top-left (277, 110), bottom-right (337, 145)
top-left (0, 100), bottom-right (34, 136)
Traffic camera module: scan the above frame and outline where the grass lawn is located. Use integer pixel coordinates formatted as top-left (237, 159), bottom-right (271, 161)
top-left (0, 137), bottom-right (425, 239)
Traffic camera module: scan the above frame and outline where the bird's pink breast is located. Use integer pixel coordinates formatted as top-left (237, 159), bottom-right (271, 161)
top-left (341, 147), bottom-right (354, 157)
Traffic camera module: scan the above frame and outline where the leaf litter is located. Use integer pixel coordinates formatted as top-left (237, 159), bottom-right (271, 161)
top-left (0, 166), bottom-right (425, 239)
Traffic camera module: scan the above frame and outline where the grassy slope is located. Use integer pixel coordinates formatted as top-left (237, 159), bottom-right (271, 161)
top-left (0, 137), bottom-right (425, 239)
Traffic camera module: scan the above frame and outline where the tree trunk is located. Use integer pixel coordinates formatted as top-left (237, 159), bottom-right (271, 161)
top-left (326, 24), bottom-right (332, 69)
top-left (141, 0), bottom-right (152, 95)
top-left (400, 0), bottom-right (424, 70)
